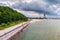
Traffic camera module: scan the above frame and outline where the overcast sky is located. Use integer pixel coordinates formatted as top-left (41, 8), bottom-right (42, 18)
top-left (0, 0), bottom-right (60, 18)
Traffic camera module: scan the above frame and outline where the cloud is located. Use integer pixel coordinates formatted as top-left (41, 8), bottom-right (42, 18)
top-left (11, 0), bottom-right (57, 15)
top-left (14, 9), bottom-right (44, 17)
top-left (0, 0), bottom-right (60, 17)
top-left (20, 11), bottom-right (44, 17)
top-left (0, 0), bottom-right (19, 2)
top-left (46, 0), bottom-right (60, 4)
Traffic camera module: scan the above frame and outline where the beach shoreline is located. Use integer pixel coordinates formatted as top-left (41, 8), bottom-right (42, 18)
top-left (30, 19), bottom-right (43, 23)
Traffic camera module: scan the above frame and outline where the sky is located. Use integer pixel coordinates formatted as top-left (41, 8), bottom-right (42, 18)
top-left (0, 0), bottom-right (60, 18)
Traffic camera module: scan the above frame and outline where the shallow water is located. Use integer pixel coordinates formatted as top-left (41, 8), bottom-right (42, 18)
top-left (22, 19), bottom-right (60, 40)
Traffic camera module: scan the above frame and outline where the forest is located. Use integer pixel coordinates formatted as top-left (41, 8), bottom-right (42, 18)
top-left (0, 6), bottom-right (28, 30)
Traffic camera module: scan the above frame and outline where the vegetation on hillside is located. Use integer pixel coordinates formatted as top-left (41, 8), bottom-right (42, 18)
top-left (0, 6), bottom-right (28, 30)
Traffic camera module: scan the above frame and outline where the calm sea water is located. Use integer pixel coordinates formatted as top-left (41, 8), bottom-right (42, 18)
top-left (21, 19), bottom-right (60, 40)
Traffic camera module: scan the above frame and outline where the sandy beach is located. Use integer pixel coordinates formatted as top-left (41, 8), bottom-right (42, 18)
top-left (30, 19), bottom-right (43, 23)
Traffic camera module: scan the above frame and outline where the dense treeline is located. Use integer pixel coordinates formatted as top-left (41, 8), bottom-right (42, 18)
top-left (0, 6), bottom-right (28, 24)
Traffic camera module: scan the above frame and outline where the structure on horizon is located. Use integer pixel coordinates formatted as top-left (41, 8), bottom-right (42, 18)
top-left (44, 12), bottom-right (46, 18)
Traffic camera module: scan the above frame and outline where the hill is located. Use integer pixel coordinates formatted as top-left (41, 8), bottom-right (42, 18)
top-left (0, 6), bottom-right (28, 30)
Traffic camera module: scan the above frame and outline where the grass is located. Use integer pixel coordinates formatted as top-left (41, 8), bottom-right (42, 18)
top-left (0, 20), bottom-right (26, 30)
